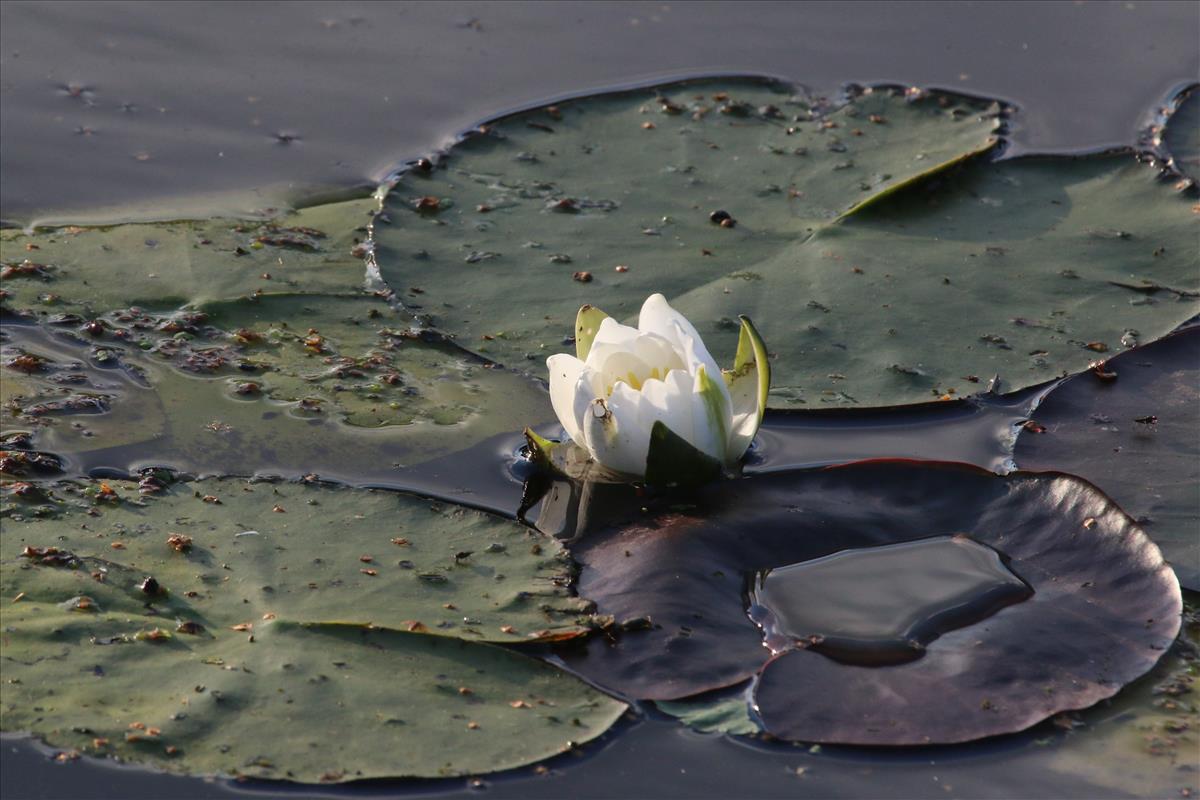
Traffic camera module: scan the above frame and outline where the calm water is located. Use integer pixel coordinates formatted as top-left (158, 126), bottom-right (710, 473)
top-left (2, 0), bottom-right (1198, 226)
top-left (2, 1), bottom-right (1197, 798)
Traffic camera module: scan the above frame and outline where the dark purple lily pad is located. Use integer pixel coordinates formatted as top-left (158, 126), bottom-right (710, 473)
top-left (561, 462), bottom-right (1180, 745)
top-left (1014, 326), bottom-right (1199, 589)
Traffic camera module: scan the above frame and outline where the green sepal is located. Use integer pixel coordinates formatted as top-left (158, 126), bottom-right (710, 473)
top-left (575, 304), bottom-right (610, 361)
top-left (736, 314), bottom-right (771, 426)
top-left (644, 420), bottom-right (723, 488)
top-left (523, 427), bottom-right (559, 465)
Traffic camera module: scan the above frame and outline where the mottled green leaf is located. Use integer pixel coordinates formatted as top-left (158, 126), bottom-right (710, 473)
top-left (1, 478), bottom-right (594, 641)
top-left (0, 614), bottom-right (624, 781)
top-left (372, 79), bottom-right (1195, 407)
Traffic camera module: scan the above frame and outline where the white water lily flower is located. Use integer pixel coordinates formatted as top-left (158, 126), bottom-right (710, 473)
top-left (544, 293), bottom-right (770, 479)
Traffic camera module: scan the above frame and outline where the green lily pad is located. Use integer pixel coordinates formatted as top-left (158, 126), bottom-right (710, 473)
top-left (372, 78), bottom-right (1196, 407)
top-left (671, 153), bottom-right (1198, 405)
top-left (0, 198), bottom-right (376, 314)
top-left (1161, 84), bottom-right (1200, 182)
top-left (654, 684), bottom-right (759, 736)
top-left (0, 614), bottom-right (624, 782)
top-left (1, 477), bottom-right (594, 641)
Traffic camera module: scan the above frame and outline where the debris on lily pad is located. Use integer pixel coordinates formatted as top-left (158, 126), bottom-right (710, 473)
top-left (558, 461), bottom-right (1180, 745)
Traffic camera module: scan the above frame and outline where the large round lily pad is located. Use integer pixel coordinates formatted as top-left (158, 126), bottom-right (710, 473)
top-left (372, 77), bottom-right (1197, 407)
top-left (0, 477), bottom-right (626, 780)
top-left (1, 477), bottom-right (593, 642)
top-left (558, 462), bottom-right (1180, 745)
top-left (0, 614), bottom-right (624, 782)
top-left (1014, 325), bottom-right (1199, 589)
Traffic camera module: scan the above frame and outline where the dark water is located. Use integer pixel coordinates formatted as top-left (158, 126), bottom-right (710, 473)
top-left (3, 2), bottom-right (1199, 799)
top-left (2, 1), bottom-right (1198, 225)
top-left (747, 535), bottom-right (1033, 666)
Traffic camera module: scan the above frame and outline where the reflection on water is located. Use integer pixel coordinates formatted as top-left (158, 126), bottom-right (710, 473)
top-left (747, 535), bottom-right (1033, 665)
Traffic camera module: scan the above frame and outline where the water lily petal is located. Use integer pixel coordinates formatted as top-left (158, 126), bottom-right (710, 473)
top-left (581, 395), bottom-right (653, 476)
top-left (638, 369), bottom-right (698, 454)
top-left (638, 294), bottom-right (721, 375)
top-left (547, 353), bottom-right (588, 443)
top-left (589, 331), bottom-right (684, 380)
top-left (588, 316), bottom-right (642, 355)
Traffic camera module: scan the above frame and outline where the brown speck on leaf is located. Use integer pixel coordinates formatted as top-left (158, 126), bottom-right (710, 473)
top-left (869, 114), bottom-right (887, 124)
top-left (262, 612), bottom-right (276, 620)
top-left (1082, 518), bottom-right (1097, 530)
top-left (501, 625), bottom-right (518, 634)
top-left (614, 264), bottom-right (629, 273)
top-left (1085, 342), bottom-right (1109, 353)
top-left (413, 196), bottom-right (441, 212)
top-left (1090, 361), bottom-right (1117, 381)
top-left (231, 622), bottom-right (253, 632)
top-left (443, 603), bottom-right (457, 610)
top-left (701, 248), bottom-right (713, 256)
top-left (467, 721), bottom-right (480, 730)
top-left (1022, 420), bottom-right (1046, 434)
top-left (403, 620), bottom-right (428, 632)
top-left (359, 555), bottom-right (374, 563)
top-left (641, 121), bottom-right (656, 129)
top-left (458, 686), bottom-right (474, 695)
top-left (201, 495), bottom-right (221, 504)
top-left (166, 534), bottom-right (193, 552)
top-left (110, 541), bottom-right (126, 550)
top-left (272, 504), bottom-right (285, 513)
top-left (391, 537), bottom-right (410, 546)
top-left (510, 700), bottom-right (531, 709)
top-left (572, 271), bottom-right (593, 283)
top-left (360, 568), bottom-right (378, 576)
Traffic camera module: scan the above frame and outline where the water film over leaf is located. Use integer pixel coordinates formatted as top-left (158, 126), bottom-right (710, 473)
top-left (556, 462), bottom-right (1180, 745)
top-left (1015, 325), bottom-right (1200, 589)
top-left (0, 199), bottom-right (376, 313)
